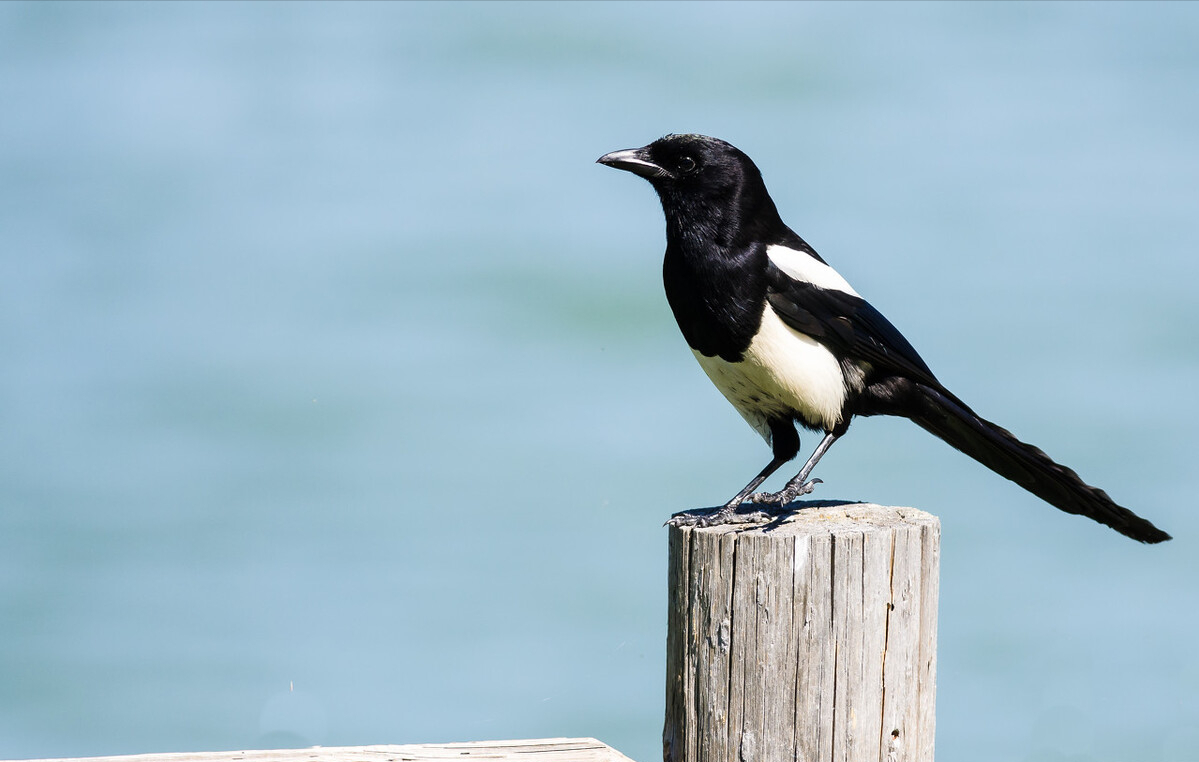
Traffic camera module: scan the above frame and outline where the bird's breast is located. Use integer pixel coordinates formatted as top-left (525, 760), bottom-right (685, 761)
top-left (693, 305), bottom-right (848, 437)
top-left (663, 243), bottom-right (767, 361)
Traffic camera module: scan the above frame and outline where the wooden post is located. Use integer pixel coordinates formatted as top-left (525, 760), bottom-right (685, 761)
top-left (663, 503), bottom-right (940, 762)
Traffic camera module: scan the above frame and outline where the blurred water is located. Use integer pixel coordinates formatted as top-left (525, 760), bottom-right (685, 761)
top-left (1, 2), bottom-right (1197, 761)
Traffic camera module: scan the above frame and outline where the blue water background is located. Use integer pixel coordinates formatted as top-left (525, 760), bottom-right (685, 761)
top-left (2, 2), bottom-right (1198, 760)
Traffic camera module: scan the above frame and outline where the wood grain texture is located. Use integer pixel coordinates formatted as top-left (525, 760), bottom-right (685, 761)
top-left (663, 503), bottom-right (940, 762)
top-left (9, 739), bottom-right (636, 762)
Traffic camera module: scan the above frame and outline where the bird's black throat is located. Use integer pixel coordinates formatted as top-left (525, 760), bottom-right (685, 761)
top-left (658, 189), bottom-right (771, 363)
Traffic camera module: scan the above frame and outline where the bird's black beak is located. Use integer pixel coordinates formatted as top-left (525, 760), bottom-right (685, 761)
top-left (597, 146), bottom-right (673, 181)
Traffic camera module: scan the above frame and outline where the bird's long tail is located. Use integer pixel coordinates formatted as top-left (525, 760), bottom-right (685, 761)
top-left (909, 384), bottom-right (1171, 544)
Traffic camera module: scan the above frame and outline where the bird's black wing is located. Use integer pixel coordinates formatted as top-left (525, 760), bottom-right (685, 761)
top-left (766, 262), bottom-right (1171, 543)
top-left (764, 262), bottom-right (940, 387)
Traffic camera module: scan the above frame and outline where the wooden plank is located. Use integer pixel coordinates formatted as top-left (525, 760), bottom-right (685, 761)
top-left (8, 739), bottom-right (636, 762)
top-left (663, 503), bottom-right (940, 762)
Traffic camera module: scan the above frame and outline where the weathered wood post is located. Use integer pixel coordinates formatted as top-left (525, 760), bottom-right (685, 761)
top-left (664, 503), bottom-right (940, 762)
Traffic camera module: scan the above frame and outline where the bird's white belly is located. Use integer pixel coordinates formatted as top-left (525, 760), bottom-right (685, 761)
top-left (693, 307), bottom-right (847, 439)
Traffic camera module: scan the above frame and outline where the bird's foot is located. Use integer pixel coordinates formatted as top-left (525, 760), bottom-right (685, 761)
top-left (666, 502), bottom-right (778, 528)
top-left (749, 478), bottom-right (823, 507)
top-left (667, 478), bottom-right (824, 528)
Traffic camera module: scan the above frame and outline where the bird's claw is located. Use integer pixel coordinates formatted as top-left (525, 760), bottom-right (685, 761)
top-left (666, 505), bottom-right (773, 528)
top-left (667, 479), bottom-right (823, 528)
top-left (749, 478), bottom-right (823, 507)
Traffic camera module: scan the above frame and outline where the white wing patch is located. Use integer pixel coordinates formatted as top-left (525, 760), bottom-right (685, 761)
top-left (766, 244), bottom-right (860, 297)
top-left (693, 306), bottom-right (847, 438)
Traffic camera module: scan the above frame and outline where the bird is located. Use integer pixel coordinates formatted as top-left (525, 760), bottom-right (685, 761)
top-left (597, 133), bottom-right (1170, 544)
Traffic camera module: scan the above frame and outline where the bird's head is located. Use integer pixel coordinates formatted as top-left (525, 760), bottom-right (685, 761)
top-left (597, 133), bottom-right (757, 191)
top-left (598, 134), bottom-right (779, 245)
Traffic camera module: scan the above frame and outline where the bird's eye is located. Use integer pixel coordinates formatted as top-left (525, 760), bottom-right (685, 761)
top-left (678, 156), bottom-right (697, 174)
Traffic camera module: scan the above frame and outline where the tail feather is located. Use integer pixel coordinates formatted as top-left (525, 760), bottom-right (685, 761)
top-left (910, 384), bottom-right (1171, 544)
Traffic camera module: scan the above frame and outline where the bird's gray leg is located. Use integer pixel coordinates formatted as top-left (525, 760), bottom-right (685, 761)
top-left (751, 432), bottom-right (839, 507)
top-left (667, 453), bottom-right (790, 527)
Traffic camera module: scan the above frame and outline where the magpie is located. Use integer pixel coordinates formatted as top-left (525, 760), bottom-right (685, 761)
top-left (597, 133), bottom-right (1170, 544)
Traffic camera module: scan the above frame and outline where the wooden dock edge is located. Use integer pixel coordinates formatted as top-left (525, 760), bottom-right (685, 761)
top-left (2, 739), bottom-right (638, 762)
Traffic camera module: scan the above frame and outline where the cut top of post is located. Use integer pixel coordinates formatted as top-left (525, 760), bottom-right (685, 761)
top-left (671, 501), bottom-right (940, 538)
